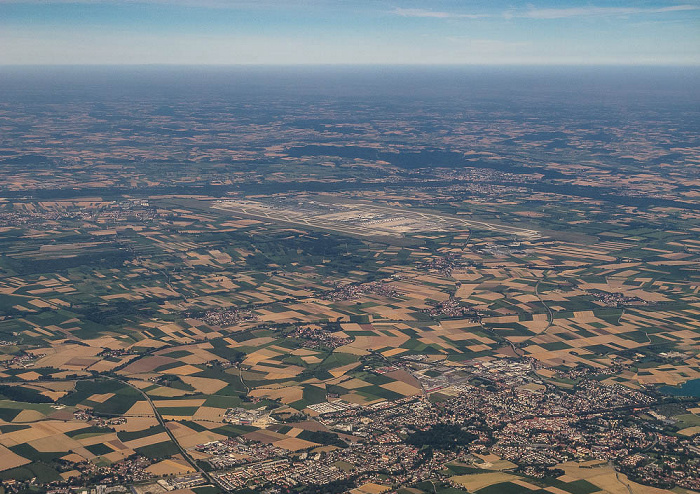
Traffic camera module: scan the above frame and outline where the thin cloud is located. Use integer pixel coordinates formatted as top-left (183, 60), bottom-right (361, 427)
top-left (391, 8), bottom-right (489, 19)
top-left (448, 37), bottom-right (530, 49)
top-left (389, 4), bottom-right (699, 21)
top-left (522, 4), bottom-right (700, 19)
top-left (0, 0), bottom-right (326, 5)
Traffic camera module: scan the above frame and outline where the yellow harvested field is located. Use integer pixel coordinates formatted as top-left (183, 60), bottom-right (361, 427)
top-left (87, 392), bottom-right (115, 403)
top-left (192, 406), bottom-right (226, 421)
top-left (451, 472), bottom-right (518, 491)
top-left (17, 371), bottom-right (42, 381)
top-left (472, 453), bottom-right (518, 471)
top-left (273, 437), bottom-right (318, 451)
top-left (381, 381), bottom-right (421, 396)
top-left (128, 380), bottom-right (154, 390)
top-left (349, 333), bottom-right (410, 352)
top-left (61, 453), bottom-right (86, 463)
top-left (381, 348), bottom-right (407, 357)
top-left (0, 423), bottom-right (56, 446)
top-left (31, 381), bottom-right (75, 392)
top-left (249, 363), bottom-right (304, 380)
top-left (545, 487), bottom-right (572, 494)
top-left (41, 390), bottom-right (67, 401)
top-left (147, 387), bottom-right (189, 397)
top-left (87, 359), bottom-right (126, 373)
top-left (290, 348), bottom-right (318, 356)
top-left (328, 361), bottom-right (362, 377)
top-left (30, 434), bottom-right (82, 453)
top-left (241, 348), bottom-right (284, 366)
top-left (124, 401), bottom-right (156, 417)
top-left (77, 432), bottom-right (118, 447)
top-left (162, 364), bottom-right (202, 376)
top-left (188, 450), bottom-right (214, 461)
top-left (0, 445), bottom-right (30, 471)
top-left (249, 386), bottom-right (303, 404)
top-left (179, 376), bottom-right (227, 394)
top-left (146, 458), bottom-right (195, 476)
top-left (114, 417), bottom-right (160, 432)
top-left (34, 344), bottom-right (102, 370)
top-left (334, 345), bottom-right (369, 356)
top-left (106, 439), bottom-right (129, 451)
top-left (678, 426), bottom-right (700, 436)
top-left (514, 479), bottom-right (545, 490)
top-left (103, 450), bottom-right (134, 463)
top-left (556, 462), bottom-right (672, 494)
top-left (173, 430), bottom-right (226, 449)
top-left (122, 432), bottom-right (172, 449)
top-left (350, 483), bottom-right (391, 494)
top-left (167, 422), bottom-right (196, 435)
top-left (11, 410), bottom-right (45, 423)
top-left (49, 421), bottom-right (101, 434)
top-left (153, 399), bottom-right (206, 408)
top-left (339, 378), bottom-right (372, 389)
top-left (233, 336), bottom-right (276, 348)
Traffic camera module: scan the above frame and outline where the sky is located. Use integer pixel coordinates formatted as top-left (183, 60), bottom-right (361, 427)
top-left (0, 0), bottom-right (699, 65)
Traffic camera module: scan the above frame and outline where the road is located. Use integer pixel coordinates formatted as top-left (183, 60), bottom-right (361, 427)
top-left (611, 460), bottom-right (636, 494)
top-left (116, 378), bottom-right (230, 492)
top-left (534, 278), bottom-right (554, 335)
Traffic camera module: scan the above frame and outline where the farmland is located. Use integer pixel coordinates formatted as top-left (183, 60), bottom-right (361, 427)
top-left (0, 68), bottom-right (698, 493)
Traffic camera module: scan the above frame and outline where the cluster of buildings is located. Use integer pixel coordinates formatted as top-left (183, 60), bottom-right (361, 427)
top-left (587, 289), bottom-right (647, 307)
top-left (423, 297), bottom-right (477, 318)
top-left (2, 352), bottom-right (41, 368)
top-left (307, 399), bottom-right (360, 415)
top-left (290, 325), bottom-right (352, 349)
top-left (215, 458), bottom-right (290, 490)
top-left (198, 307), bottom-right (257, 327)
top-left (46, 486), bottom-right (127, 494)
top-left (99, 201), bottom-right (158, 223)
top-left (97, 349), bottom-right (135, 359)
top-left (620, 447), bottom-right (700, 491)
top-left (154, 474), bottom-right (206, 491)
top-left (12, 356), bottom-right (697, 494)
top-left (6, 457), bottom-right (155, 494)
top-left (212, 439), bottom-right (460, 491)
top-left (408, 360), bottom-right (474, 393)
top-left (253, 358), bottom-right (696, 492)
top-left (73, 409), bottom-right (93, 421)
top-left (0, 207), bottom-right (92, 228)
top-left (195, 437), bottom-right (288, 470)
top-left (420, 253), bottom-right (470, 277)
top-left (223, 406), bottom-right (277, 427)
top-left (72, 409), bottom-right (126, 429)
top-left (233, 456), bottom-right (348, 490)
top-left (321, 281), bottom-right (400, 301)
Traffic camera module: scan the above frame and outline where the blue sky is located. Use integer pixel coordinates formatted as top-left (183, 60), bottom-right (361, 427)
top-left (0, 0), bottom-right (699, 65)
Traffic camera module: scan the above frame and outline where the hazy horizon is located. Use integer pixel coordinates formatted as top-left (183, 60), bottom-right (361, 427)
top-left (1, 0), bottom-right (699, 65)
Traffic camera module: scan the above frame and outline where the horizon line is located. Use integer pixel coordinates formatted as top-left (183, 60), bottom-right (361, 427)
top-left (1, 62), bottom-right (699, 68)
